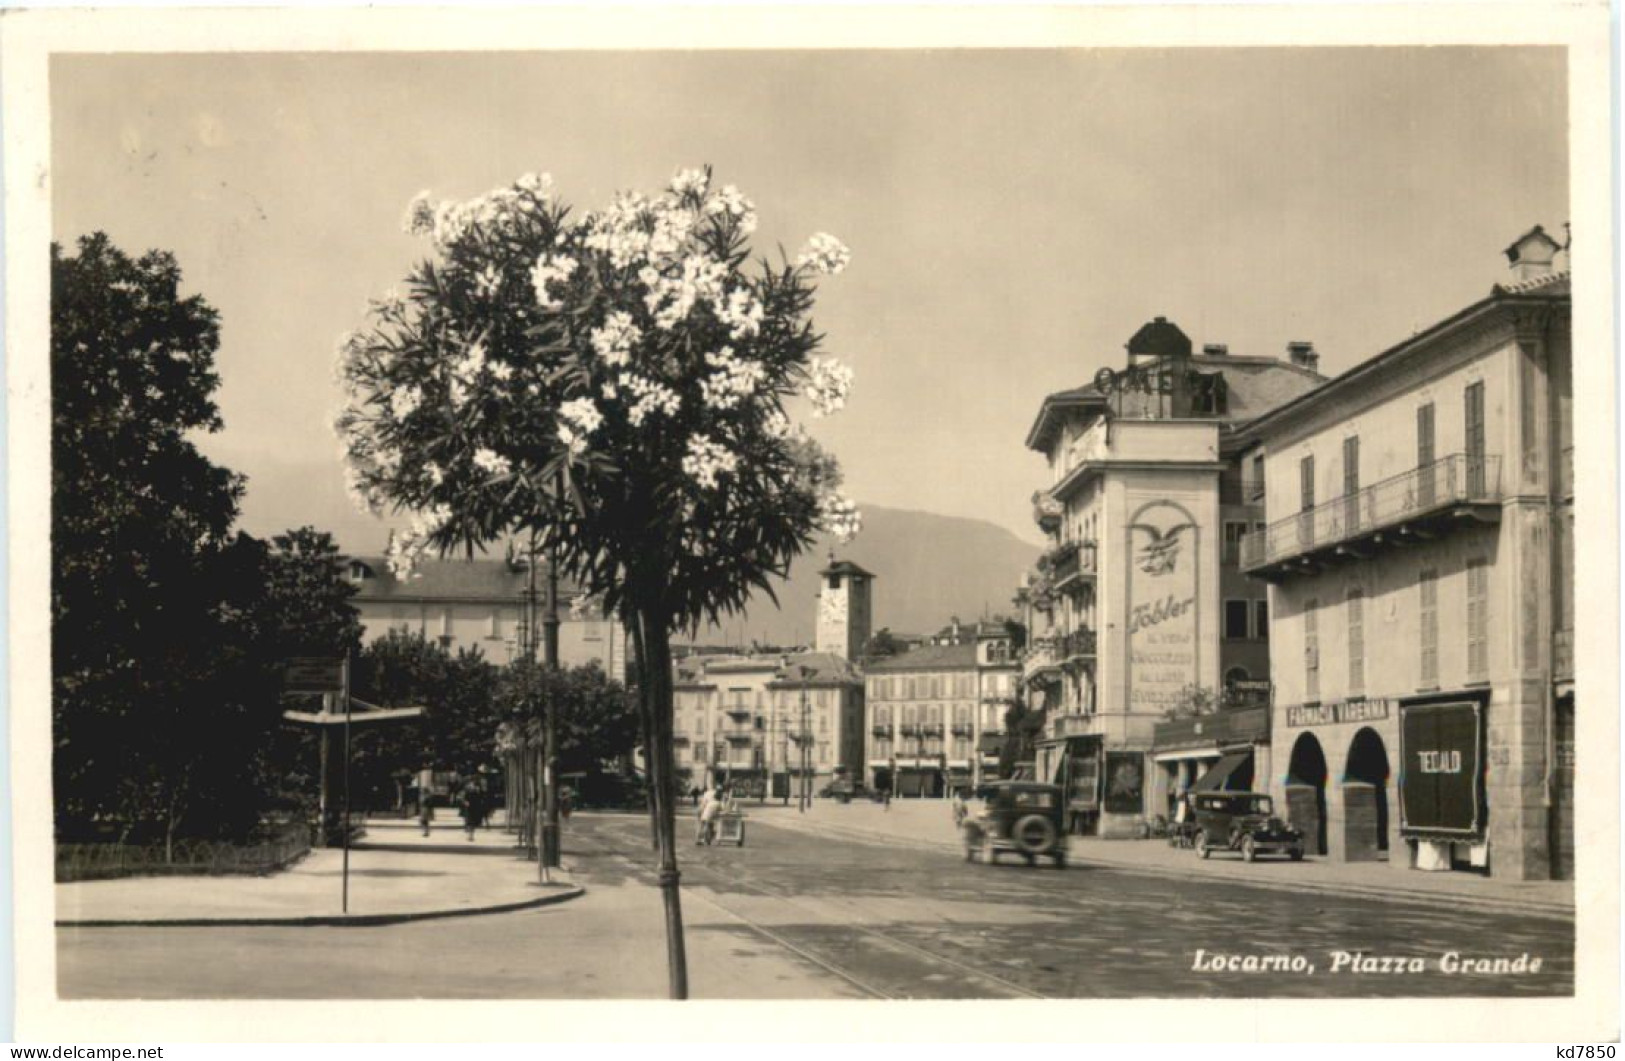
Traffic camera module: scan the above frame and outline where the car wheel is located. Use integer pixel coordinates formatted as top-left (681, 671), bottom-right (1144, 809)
top-left (964, 842), bottom-right (975, 863)
top-left (1012, 814), bottom-right (1058, 856)
top-left (1242, 836), bottom-right (1257, 863)
top-left (1289, 845), bottom-right (1304, 862)
top-left (1053, 851), bottom-right (1067, 869)
top-left (1195, 831), bottom-right (1210, 859)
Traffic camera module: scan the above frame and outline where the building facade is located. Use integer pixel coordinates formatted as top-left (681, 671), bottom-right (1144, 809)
top-left (1019, 318), bottom-right (1324, 836)
top-left (347, 555), bottom-right (628, 678)
top-left (672, 652), bottom-right (865, 798)
top-left (864, 622), bottom-right (1022, 796)
top-left (1237, 227), bottom-right (1573, 881)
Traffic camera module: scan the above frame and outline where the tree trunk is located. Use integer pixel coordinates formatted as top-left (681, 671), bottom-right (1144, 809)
top-left (629, 618), bottom-right (659, 851)
top-left (634, 604), bottom-right (689, 1000)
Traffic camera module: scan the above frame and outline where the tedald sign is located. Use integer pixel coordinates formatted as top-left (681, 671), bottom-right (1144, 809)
top-left (1399, 700), bottom-right (1484, 837)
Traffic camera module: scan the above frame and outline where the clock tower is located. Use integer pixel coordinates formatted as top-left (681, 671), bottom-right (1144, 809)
top-left (815, 556), bottom-right (875, 661)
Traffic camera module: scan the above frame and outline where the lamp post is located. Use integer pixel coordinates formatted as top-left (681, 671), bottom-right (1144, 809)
top-left (798, 665), bottom-right (816, 813)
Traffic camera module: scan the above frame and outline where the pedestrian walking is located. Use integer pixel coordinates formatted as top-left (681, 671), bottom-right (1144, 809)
top-left (458, 785), bottom-right (481, 842)
top-left (418, 794), bottom-right (434, 837)
top-left (696, 785), bottom-right (721, 845)
top-left (883, 787), bottom-right (892, 811)
top-left (951, 790), bottom-right (967, 829)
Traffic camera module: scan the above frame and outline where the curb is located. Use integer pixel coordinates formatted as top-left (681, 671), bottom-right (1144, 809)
top-left (755, 817), bottom-right (1575, 922)
top-left (56, 882), bottom-right (584, 929)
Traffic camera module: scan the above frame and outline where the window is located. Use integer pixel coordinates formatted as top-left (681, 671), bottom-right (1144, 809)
top-left (1465, 381), bottom-right (1486, 495)
top-left (1304, 598), bottom-right (1320, 703)
top-left (1299, 455), bottom-right (1316, 546)
top-left (1343, 436), bottom-right (1361, 531)
top-left (1255, 599), bottom-right (1269, 642)
top-left (1467, 558), bottom-right (1489, 680)
top-left (1222, 521), bottom-right (1247, 564)
top-left (827, 574), bottom-right (840, 591)
top-left (1419, 568), bottom-right (1439, 687)
top-left (1248, 454), bottom-right (1266, 501)
top-left (1223, 600), bottom-right (1250, 640)
top-left (1347, 587), bottom-right (1365, 695)
top-left (487, 608), bottom-right (502, 639)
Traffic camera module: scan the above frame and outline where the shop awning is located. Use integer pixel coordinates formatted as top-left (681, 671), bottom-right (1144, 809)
top-left (1193, 750), bottom-right (1252, 792)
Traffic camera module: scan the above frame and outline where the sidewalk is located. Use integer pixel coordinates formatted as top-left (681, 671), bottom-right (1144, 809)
top-left (56, 818), bottom-right (581, 927)
top-left (749, 799), bottom-right (1575, 920)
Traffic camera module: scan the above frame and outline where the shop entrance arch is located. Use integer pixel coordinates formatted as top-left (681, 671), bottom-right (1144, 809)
top-left (1286, 732), bottom-right (1329, 856)
top-left (1343, 726), bottom-right (1391, 860)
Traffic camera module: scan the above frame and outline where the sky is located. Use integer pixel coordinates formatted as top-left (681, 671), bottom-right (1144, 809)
top-left (51, 47), bottom-right (1568, 549)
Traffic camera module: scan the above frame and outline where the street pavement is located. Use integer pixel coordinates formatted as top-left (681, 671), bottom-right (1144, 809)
top-left (57, 819), bottom-right (578, 925)
top-left (57, 807), bottom-right (1573, 1000)
top-left (761, 798), bottom-right (1575, 919)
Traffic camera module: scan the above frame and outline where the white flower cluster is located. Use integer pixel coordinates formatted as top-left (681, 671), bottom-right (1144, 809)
top-left (804, 357), bottom-right (854, 417)
top-left (669, 168), bottom-right (710, 199)
top-left (682, 434), bottom-right (739, 490)
top-left (530, 255), bottom-right (578, 310)
top-left (817, 491), bottom-right (863, 544)
top-left (556, 396), bottom-right (604, 458)
top-left (473, 447), bottom-right (511, 478)
top-left (588, 311), bottom-right (642, 367)
top-left (644, 253), bottom-right (728, 331)
top-left (796, 232), bottom-right (851, 276)
top-left (386, 504), bottom-right (455, 579)
top-left (452, 339), bottom-right (488, 381)
top-left (705, 184), bottom-right (757, 235)
top-left (568, 592), bottom-right (596, 621)
top-left (333, 330), bottom-right (367, 390)
top-left (389, 385), bottom-right (423, 423)
top-left (473, 265), bottom-right (504, 300)
top-left (408, 176), bottom-right (553, 251)
top-left (402, 190), bottom-right (435, 237)
top-left (762, 408), bottom-right (795, 440)
top-left (716, 287), bottom-right (765, 339)
top-left (699, 348), bottom-right (765, 411)
top-left (621, 373), bottom-right (682, 426)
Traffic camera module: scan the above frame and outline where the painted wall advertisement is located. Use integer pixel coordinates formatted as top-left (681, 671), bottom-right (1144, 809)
top-left (1127, 500), bottom-right (1200, 714)
top-left (1399, 700), bottom-right (1484, 837)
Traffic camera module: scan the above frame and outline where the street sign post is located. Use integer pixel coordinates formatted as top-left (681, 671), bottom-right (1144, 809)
top-left (284, 657), bottom-right (346, 695)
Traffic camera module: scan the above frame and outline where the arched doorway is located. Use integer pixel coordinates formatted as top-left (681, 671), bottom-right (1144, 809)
top-left (1286, 732), bottom-right (1329, 856)
top-left (1343, 726), bottom-right (1391, 860)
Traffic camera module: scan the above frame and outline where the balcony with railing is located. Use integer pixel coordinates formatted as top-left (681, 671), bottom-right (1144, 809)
top-left (920, 722), bottom-right (945, 738)
top-left (950, 722), bottom-right (974, 737)
top-left (1240, 454), bottom-right (1502, 581)
top-left (1022, 636), bottom-right (1062, 684)
top-left (871, 723), bottom-right (894, 738)
top-left (1060, 626), bottom-right (1097, 664)
top-left (899, 722), bottom-right (920, 737)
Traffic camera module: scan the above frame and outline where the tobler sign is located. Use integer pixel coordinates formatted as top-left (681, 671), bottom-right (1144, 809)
top-left (1399, 700), bottom-right (1485, 837)
top-left (1126, 500), bottom-right (1200, 715)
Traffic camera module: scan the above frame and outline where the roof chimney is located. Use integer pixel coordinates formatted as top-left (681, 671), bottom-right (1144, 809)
top-left (1201, 343), bottom-right (1228, 357)
top-left (1504, 225), bottom-right (1562, 282)
top-left (1287, 341), bottom-right (1319, 373)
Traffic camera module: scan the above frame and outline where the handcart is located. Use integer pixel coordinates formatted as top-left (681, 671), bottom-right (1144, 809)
top-left (715, 810), bottom-right (746, 847)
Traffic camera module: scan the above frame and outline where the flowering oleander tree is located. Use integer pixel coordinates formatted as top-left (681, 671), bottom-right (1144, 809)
top-left (333, 167), bottom-right (858, 997)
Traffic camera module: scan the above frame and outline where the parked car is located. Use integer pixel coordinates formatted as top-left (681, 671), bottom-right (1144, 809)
top-left (962, 781), bottom-right (1068, 867)
top-left (1184, 791), bottom-right (1304, 862)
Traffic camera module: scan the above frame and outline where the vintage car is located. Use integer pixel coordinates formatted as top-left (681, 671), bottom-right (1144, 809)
top-left (1184, 791), bottom-right (1304, 862)
top-left (962, 781), bottom-right (1068, 867)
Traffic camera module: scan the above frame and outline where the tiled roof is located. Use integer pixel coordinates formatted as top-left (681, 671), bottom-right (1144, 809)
top-left (865, 642), bottom-right (977, 673)
top-left (1492, 270), bottom-right (1570, 297)
top-left (771, 651), bottom-right (864, 686)
top-left (347, 556), bottom-right (579, 603)
top-left (819, 559), bottom-right (876, 579)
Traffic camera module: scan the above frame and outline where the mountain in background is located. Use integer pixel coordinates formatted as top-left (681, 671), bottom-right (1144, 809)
top-left (228, 458), bottom-right (1042, 646)
top-left (705, 504), bottom-right (1043, 648)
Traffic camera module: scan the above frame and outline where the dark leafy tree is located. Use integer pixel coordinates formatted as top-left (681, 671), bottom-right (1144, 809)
top-left (51, 233), bottom-right (269, 847)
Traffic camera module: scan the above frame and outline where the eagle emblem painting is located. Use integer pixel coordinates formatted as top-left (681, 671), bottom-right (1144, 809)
top-left (1136, 521), bottom-right (1192, 577)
